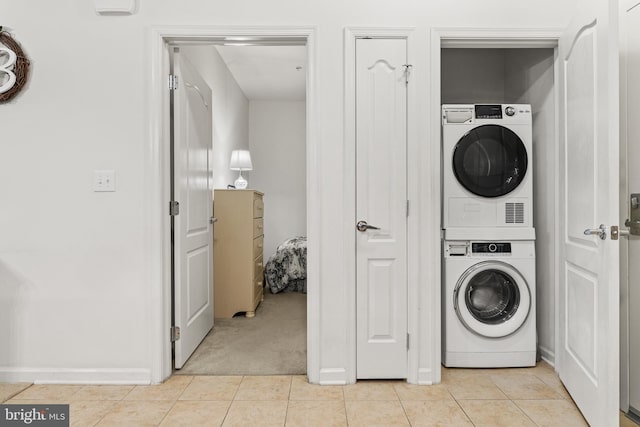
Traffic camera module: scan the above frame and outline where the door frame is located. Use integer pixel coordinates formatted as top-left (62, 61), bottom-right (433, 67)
top-left (620, 0), bottom-right (640, 413)
top-left (430, 28), bottom-right (562, 382)
top-left (147, 26), bottom-right (318, 383)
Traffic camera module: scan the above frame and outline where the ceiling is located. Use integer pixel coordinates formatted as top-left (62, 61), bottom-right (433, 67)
top-left (215, 45), bottom-right (307, 101)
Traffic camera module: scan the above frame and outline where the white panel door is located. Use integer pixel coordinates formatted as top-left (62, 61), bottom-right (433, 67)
top-left (557, 1), bottom-right (619, 425)
top-left (356, 38), bottom-right (408, 379)
top-left (173, 50), bottom-right (214, 369)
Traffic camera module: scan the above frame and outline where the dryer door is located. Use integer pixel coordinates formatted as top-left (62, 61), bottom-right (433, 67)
top-left (454, 260), bottom-right (531, 338)
top-left (452, 124), bottom-right (528, 198)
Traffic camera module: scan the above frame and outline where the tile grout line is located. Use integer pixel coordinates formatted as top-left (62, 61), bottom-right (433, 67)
top-left (218, 375), bottom-right (244, 426)
top-left (396, 398), bottom-right (412, 426)
top-left (1, 384), bottom-right (33, 404)
top-left (284, 375), bottom-right (293, 427)
top-left (453, 397), bottom-right (478, 427)
top-left (390, 384), bottom-right (412, 426)
top-left (90, 398), bottom-right (116, 427)
top-left (90, 400), bottom-right (119, 427)
top-left (340, 383), bottom-right (350, 427)
top-left (448, 396), bottom-right (476, 426)
top-left (510, 399), bottom-right (544, 427)
top-left (154, 399), bottom-right (179, 427)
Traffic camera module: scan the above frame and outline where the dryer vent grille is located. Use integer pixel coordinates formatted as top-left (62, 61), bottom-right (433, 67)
top-left (505, 203), bottom-right (525, 224)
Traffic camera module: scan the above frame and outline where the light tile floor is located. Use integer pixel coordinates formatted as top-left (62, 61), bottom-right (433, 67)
top-left (0, 362), bottom-right (635, 426)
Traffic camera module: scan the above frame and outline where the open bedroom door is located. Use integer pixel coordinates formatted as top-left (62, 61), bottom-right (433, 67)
top-left (556, 0), bottom-right (620, 425)
top-left (172, 49), bottom-right (215, 369)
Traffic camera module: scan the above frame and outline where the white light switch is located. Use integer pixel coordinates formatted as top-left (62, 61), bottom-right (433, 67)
top-left (94, 170), bottom-right (116, 192)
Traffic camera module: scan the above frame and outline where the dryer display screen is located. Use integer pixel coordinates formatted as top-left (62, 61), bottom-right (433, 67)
top-left (475, 104), bottom-right (502, 119)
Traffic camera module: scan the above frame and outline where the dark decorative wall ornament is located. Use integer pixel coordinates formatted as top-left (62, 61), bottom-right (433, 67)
top-left (0, 27), bottom-right (30, 103)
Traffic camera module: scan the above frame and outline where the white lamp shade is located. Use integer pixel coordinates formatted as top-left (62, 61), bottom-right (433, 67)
top-left (229, 150), bottom-right (253, 171)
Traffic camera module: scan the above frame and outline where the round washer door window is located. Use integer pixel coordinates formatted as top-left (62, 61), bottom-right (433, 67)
top-left (452, 124), bottom-right (528, 198)
top-left (454, 261), bottom-right (531, 338)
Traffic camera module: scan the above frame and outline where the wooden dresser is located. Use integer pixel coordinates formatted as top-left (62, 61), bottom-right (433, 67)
top-left (213, 189), bottom-right (264, 318)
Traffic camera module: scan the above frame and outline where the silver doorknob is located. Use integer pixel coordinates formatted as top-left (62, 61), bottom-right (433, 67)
top-left (209, 217), bottom-right (217, 224)
top-left (356, 220), bottom-right (380, 232)
top-left (583, 224), bottom-right (607, 240)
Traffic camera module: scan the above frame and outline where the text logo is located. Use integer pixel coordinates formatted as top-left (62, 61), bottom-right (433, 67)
top-left (0, 405), bottom-right (69, 427)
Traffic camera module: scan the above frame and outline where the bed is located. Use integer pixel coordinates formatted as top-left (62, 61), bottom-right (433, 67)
top-left (264, 236), bottom-right (307, 293)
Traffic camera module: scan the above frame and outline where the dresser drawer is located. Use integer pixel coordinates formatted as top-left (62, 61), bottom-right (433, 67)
top-left (254, 256), bottom-right (264, 280)
top-left (254, 275), bottom-right (264, 296)
top-left (253, 218), bottom-right (264, 238)
top-left (253, 236), bottom-right (264, 259)
top-left (253, 196), bottom-right (264, 218)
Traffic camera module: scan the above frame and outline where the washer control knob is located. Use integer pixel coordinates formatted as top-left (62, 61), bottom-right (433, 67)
top-left (505, 106), bottom-right (516, 117)
top-left (488, 243), bottom-right (498, 252)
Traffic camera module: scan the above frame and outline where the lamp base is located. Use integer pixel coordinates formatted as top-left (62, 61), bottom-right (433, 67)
top-left (234, 174), bottom-right (248, 189)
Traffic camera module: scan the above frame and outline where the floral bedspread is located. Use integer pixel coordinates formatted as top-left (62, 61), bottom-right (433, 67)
top-left (264, 236), bottom-right (307, 293)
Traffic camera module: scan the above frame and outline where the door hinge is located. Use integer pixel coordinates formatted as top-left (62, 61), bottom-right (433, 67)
top-left (406, 200), bottom-right (410, 217)
top-left (171, 326), bottom-right (181, 342)
top-left (403, 64), bottom-right (413, 84)
top-left (168, 74), bottom-right (179, 91)
top-left (169, 201), bottom-right (180, 216)
top-left (406, 333), bottom-right (410, 350)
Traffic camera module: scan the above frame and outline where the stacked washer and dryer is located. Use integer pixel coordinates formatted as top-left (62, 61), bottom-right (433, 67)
top-left (441, 104), bottom-right (536, 368)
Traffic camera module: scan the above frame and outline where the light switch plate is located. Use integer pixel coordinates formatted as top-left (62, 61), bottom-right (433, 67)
top-left (94, 0), bottom-right (136, 14)
top-left (94, 170), bottom-right (116, 192)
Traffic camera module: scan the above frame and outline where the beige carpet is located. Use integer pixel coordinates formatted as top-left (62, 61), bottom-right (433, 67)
top-left (175, 290), bottom-right (307, 376)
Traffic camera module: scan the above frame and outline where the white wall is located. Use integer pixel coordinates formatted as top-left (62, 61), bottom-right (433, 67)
top-left (504, 49), bottom-right (556, 364)
top-left (249, 101), bottom-right (306, 259)
top-left (441, 48), bottom-right (557, 364)
top-left (180, 46), bottom-right (250, 190)
top-left (441, 49), bottom-right (506, 103)
top-left (0, 0), bottom-right (577, 384)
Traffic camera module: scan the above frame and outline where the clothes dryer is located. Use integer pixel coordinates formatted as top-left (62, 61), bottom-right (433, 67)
top-left (442, 104), bottom-right (533, 231)
top-left (442, 239), bottom-right (536, 367)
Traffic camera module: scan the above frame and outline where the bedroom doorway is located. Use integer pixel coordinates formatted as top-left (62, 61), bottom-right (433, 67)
top-left (149, 28), bottom-right (315, 381)
top-left (177, 42), bottom-right (308, 376)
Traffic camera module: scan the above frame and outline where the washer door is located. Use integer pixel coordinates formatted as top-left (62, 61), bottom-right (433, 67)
top-left (452, 124), bottom-right (528, 198)
top-left (454, 261), bottom-right (531, 338)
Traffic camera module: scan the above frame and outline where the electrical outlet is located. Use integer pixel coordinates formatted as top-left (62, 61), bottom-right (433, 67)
top-left (94, 170), bottom-right (116, 192)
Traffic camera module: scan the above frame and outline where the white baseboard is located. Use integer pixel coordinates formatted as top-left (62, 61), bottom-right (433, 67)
top-left (539, 346), bottom-right (555, 368)
top-left (416, 368), bottom-right (434, 385)
top-left (318, 368), bottom-right (350, 385)
top-left (0, 367), bottom-right (152, 384)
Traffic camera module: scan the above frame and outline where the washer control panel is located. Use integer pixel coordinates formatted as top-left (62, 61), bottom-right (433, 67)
top-left (444, 240), bottom-right (534, 258)
top-left (472, 242), bottom-right (512, 255)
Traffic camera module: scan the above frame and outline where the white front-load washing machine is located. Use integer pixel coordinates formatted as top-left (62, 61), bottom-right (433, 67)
top-left (442, 104), bottom-right (533, 235)
top-left (442, 239), bottom-right (536, 368)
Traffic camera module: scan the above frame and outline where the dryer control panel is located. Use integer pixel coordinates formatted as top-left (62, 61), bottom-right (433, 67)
top-left (475, 104), bottom-right (503, 119)
top-left (442, 104), bottom-right (532, 125)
